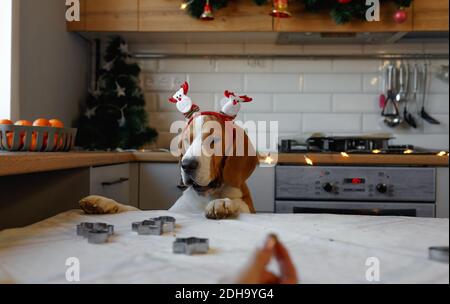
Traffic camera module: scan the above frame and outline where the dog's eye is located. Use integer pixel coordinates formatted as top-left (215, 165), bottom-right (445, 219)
top-left (206, 137), bottom-right (221, 149)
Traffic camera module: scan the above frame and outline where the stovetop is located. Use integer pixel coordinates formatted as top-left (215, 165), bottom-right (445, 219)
top-left (280, 136), bottom-right (443, 155)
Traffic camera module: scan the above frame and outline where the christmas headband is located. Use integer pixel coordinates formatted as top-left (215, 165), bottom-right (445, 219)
top-left (168, 82), bottom-right (253, 120)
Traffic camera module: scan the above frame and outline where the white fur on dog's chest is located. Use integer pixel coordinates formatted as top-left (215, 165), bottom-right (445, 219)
top-left (169, 185), bottom-right (249, 217)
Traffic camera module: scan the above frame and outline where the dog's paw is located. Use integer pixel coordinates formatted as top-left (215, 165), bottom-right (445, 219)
top-left (205, 198), bottom-right (239, 220)
top-left (79, 195), bottom-right (121, 214)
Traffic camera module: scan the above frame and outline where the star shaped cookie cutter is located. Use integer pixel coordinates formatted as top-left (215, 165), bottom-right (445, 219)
top-left (173, 237), bottom-right (209, 255)
top-left (76, 222), bottom-right (114, 244)
top-left (132, 216), bottom-right (176, 235)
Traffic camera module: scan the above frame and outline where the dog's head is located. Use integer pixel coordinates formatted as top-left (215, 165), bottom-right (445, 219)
top-left (179, 114), bottom-right (258, 195)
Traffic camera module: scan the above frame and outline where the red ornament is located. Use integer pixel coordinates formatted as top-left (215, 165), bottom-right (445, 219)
top-left (270, 0), bottom-right (291, 18)
top-left (200, 0), bottom-right (214, 21)
top-left (393, 8), bottom-right (408, 24)
top-left (338, 0), bottom-right (352, 4)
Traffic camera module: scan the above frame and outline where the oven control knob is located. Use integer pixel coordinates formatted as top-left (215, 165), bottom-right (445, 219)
top-left (376, 183), bottom-right (388, 194)
top-left (322, 183), bottom-right (335, 193)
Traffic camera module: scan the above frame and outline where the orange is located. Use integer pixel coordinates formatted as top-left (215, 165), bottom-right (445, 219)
top-left (15, 120), bottom-right (32, 127)
top-left (0, 119), bottom-right (14, 149)
top-left (6, 132), bottom-right (14, 149)
top-left (15, 120), bottom-right (33, 149)
top-left (33, 118), bottom-right (51, 127)
top-left (49, 119), bottom-right (64, 150)
top-left (33, 119), bottom-right (51, 150)
top-left (30, 133), bottom-right (38, 151)
top-left (49, 119), bottom-right (64, 128)
top-left (0, 119), bottom-right (13, 125)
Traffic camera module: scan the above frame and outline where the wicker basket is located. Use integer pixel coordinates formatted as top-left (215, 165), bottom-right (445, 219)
top-left (0, 124), bottom-right (77, 152)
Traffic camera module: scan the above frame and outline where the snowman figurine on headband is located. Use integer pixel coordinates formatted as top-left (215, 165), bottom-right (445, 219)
top-left (168, 81), bottom-right (252, 121)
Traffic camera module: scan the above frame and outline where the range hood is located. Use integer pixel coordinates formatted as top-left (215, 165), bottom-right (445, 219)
top-left (276, 31), bottom-right (449, 45)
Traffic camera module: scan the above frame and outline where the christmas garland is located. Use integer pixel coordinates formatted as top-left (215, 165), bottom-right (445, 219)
top-left (184, 0), bottom-right (413, 24)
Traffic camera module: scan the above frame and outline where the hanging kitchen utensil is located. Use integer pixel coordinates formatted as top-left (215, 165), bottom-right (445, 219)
top-left (382, 65), bottom-right (402, 128)
top-left (403, 63), bottom-right (418, 128)
top-left (379, 65), bottom-right (388, 109)
top-left (396, 62), bottom-right (408, 102)
top-left (420, 63), bottom-right (441, 125)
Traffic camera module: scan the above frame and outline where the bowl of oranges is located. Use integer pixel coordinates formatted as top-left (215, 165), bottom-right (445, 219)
top-left (0, 118), bottom-right (77, 152)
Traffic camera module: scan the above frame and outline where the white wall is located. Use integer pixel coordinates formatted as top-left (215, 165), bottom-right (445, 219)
top-left (132, 43), bottom-right (449, 151)
top-left (0, 0), bottom-right (12, 119)
top-left (17, 0), bottom-right (90, 126)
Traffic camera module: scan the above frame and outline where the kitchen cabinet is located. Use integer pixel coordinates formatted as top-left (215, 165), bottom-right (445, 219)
top-left (247, 166), bottom-right (275, 213)
top-left (90, 163), bottom-right (139, 207)
top-left (67, 1), bottom-right (448, 33)
top-left (67, 0), bottom-right (139, 32)
top-left (413, 0), bottom-right (449, 31)
top-left (274, 1), bottom-right (412, 32)
top-left (139, 0), bottom-right (272, 32)
top-left (139, 163), bottom-right (183, 210)
top-left (138, 163), bottom-right (275, 212)
top-left (0, 168), bottom-right (90, 230)
top-left (436, 168), bottom-right (449, 219)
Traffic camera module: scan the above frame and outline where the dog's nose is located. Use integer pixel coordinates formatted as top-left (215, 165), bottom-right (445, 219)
top-left (181, 158), bottom-right (199, 173)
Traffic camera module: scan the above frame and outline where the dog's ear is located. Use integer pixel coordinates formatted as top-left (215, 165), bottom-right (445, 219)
top-left (222, 132), bottom-right (259, 188)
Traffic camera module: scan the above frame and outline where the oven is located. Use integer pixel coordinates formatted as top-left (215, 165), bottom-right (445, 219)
top-left (275, 166), bottom-right (436, 218)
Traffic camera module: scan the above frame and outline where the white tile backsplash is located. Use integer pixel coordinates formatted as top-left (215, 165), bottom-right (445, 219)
top-left (159, 59), bottom-right (215, 73)
top-left (244, 44), bottom-right (303, 55)
top-left (332, 60), bottom-right (382, 73)
top-left (144, 73), bottom-right (186, 91)
top-left (188, 73), bottom-right (243, 92)
top-left (303, 74), bottom-right (362, 93)
top-left (303, 114), bottom-right (362, 133)
top-left (427, 94), bottom-right (450, 114)
top-left (216, 59), bottom-right (273, 73)
top-left (332, 94), bottom-right (380, 113)
top-left (363, 74), bottom-right (382, 93)
top-left (273, 59), bottom-right (333, 73)
top-left (273, 94), bottom-right (332, 112)
top-left (244, 113), bottom-right (302, 133)
top-left (423, 115), bottom-right (449, 134)
top-left (137, 43), bottom-right (449, 150)
top-left (245, 74), bottom-right (302, 93)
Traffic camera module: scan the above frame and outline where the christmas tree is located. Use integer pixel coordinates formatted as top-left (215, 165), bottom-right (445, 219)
top-left (76, 36), bottom-right (157, 150)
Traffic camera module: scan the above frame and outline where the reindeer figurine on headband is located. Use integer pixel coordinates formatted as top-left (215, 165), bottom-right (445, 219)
top-left (168, 81), bottom-right (252, 120)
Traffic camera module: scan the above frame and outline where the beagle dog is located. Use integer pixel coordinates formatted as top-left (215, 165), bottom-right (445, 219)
top-left (79, 83), bottom-right (258, 219)
top-left (169, 112), bottom-right (259, 219)
top-left (79, 114), bottom-right (258, 219)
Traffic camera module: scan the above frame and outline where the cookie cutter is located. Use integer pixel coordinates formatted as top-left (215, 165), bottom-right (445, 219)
top-left (137, 219), bottom-right (163, 235)
top-left (132, 216), bottom-right (176, 235)
top-left (76, 222), bottom-right (114, 244)
top-left (173, 237), bottom-right (209, 255)
top-left (429, 246), bottom-right (449, 264)
top-left (87, 229), bottom-right (110, 244)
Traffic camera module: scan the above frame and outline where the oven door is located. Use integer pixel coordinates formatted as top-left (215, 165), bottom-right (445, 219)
top-left (275, 201), bottom-right (436, 218)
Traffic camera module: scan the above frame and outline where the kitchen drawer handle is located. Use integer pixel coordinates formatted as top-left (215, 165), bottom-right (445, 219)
top-left (101, 177), bottom-right (129, 186)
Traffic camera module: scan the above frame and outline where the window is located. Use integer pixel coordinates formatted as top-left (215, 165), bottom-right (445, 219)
top-left (0, 0), bottom-right (12, 119)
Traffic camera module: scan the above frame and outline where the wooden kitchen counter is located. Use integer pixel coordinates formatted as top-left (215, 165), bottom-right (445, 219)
top-left (0, 151), bottom-right (448, 177)
top-left (0, 152), bottom-right (135, 177)
top-left (276, 153), bottom-right (449, 167)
